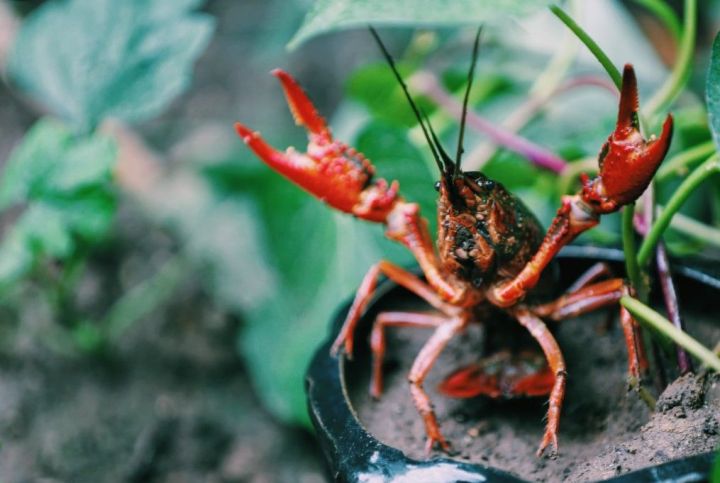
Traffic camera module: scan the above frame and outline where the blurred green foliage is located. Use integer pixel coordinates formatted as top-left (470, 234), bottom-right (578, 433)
top-left (289, 0), bottom-right (555, 49)
top-left (1, 0), bottom-right (214, 351)
top-left (9, 0), bottom-right (214, 132)
top-left (0, 120), bottom-right (116, 286)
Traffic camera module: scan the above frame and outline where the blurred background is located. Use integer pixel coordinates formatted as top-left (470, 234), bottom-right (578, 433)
top-left (0, 0), bottom-right (718, 481)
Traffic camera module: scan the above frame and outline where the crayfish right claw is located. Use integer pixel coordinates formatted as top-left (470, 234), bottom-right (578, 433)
top-left (236, 70), bottom-right (401, 224)
top-left (272, 69), bottom-right (330, 138)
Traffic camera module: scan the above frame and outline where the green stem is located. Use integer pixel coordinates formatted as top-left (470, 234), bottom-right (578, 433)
top-left (104, 256), bottom-right (184, 340)
top-left (662, 208), bottom-right (720, 249)
top-left (621, 296), bottom-right (720, 372)
top-left (531, 2), bottom-right (579, 100)
top-left (550, 5), bottom-right (622, 89)
top-left (656, 140), bottom-right (716, 180)
top-left (622, 204), bottom-right (645, 297)
top-left (643, 0), bottom-right (697, 119)
top-left (632, 0), bottom-right (682, 42)
top-left (558, 157), bottom-right (596, 194)
top-left (638, 154), bottom-right (720, 266)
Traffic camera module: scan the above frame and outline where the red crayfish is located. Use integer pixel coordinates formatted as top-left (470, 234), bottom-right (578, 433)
top-left (234, 28), bottom-right (673, 457)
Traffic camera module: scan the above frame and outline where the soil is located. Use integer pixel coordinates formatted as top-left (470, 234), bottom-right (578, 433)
top-left (348, 288), bottom-right (720, 482)
top-left (0, 270), bottom-right (326, 483)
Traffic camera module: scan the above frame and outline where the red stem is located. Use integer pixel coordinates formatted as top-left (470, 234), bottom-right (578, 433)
top-left (656, 243), bottom-right (693, 374)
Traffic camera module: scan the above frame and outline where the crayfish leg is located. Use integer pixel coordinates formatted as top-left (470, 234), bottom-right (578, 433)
top-left (369, 311), bottom-right (447, 399)
top-left (512, 308), bottom-right (566, 458)
top-left (408, 315), bottom-right (468, 454)
top-left (331, 261), bottom-right (456, 358)
top-left (532, 278), bottom-right (648, 381)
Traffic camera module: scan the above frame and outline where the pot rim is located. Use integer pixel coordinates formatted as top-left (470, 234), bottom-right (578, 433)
top-left (306, 245), bottom-right (720, 482)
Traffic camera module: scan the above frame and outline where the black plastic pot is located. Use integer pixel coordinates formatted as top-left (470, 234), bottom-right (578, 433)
top-left (306, 246), bottom-right (720, 482)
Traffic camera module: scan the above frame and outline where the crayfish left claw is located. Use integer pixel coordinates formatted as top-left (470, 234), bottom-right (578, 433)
top-left (581, 64), bottom-right (674, 214)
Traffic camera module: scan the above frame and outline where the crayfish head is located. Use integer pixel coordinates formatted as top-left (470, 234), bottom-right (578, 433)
top-left (581, 64), bottom-right (674, 214)
top-left (436, 171), bottom-right (544, 289)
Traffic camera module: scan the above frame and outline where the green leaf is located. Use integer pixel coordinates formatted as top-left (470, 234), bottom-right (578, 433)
top-left (347, 63), bottom-right (435, 128)
top-left (0, 119), bottom-right (117, 287)
top-left (8, 0), bottom-right (214, 131)
top-left (707, 31), bottom-right (720, 152)
top-left (289, 0), bottom-right (555, 49)
top-left (0, 120), bottom-right (116, 208)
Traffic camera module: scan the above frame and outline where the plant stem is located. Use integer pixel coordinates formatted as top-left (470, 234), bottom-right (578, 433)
top-left (550, 5), bottom-right (622, 89)
top-left (656, 140), bottom-right (716, 180)
top-left (622, 204), bottom-right (645, 298)
top-left (621, 296), bottom-right (720, 372)
top-left (104, 256), bottom-right (184, 340)
top-left (656, 243), bottom-right (693, 373)
top-left (411, 71), bottom-right (568, 172)
top-left (466, 76), bottom-right (617, 171)
top-left (632, 0), bottom-right (682, 42)
top-left (661, 208), bottom-right (720, 248)
top-left (643, 0), bottom-right (697, 119)
top-left (638, 154), bottom-right (720, 266)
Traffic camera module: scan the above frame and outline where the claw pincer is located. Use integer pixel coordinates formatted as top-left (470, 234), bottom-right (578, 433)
top-left (234, 69), bottom-right (399, 223)
top-left (581, 64), bottom-right (673, 214)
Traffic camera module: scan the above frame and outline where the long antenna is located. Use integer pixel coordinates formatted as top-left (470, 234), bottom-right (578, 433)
top-left (423, 109), bottom-right (455, 174)
top-left (455, 27), bottom-right (482, 173)
top-left (369, 26), bottom-right (444, 173)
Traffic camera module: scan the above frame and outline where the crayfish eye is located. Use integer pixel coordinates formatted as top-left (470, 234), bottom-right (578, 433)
top-left (472, 277), bottom-right (483, 288)
top-left (434, 181), bottom-right (441, 192)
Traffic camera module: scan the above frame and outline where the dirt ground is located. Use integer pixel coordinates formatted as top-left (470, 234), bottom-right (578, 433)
top-left (350, 291), bottom-right (720, 482)
top-left (0, 269), bottom-right (327, 482)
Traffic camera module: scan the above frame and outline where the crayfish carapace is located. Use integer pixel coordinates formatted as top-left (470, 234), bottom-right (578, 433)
top-left (235, 28), bottom-right (673, 457)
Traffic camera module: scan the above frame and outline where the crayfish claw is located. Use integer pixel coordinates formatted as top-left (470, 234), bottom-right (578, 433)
top-left (235, 122), bottom-right (287, 166)
top-left (237, 70), bottom-right (400, 223)
top-left (615, 64), bottom-right (640, 137)
top-left (581, 64), bottom-right (674, 214)
top-left (272, 69), bottom-right (330, 139)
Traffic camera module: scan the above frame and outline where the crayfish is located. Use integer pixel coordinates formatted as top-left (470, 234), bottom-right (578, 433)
top-left (235, 28), bottom-right (673, 457)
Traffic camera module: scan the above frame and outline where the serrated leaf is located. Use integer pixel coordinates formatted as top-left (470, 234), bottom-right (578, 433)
top-left (707, 32), bottom-right (720, 152)
top-left (289, 0), bottom-right (554, 49)
top-left (9, 0), bottom-right (214, 130)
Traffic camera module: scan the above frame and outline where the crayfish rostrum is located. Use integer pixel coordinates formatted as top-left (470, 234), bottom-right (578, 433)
top-left (234, 29), bottom-right (673, 457)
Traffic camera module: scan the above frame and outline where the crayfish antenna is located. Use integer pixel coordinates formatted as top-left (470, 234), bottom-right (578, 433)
top-left (455, 27), bottom-right (482, 173)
